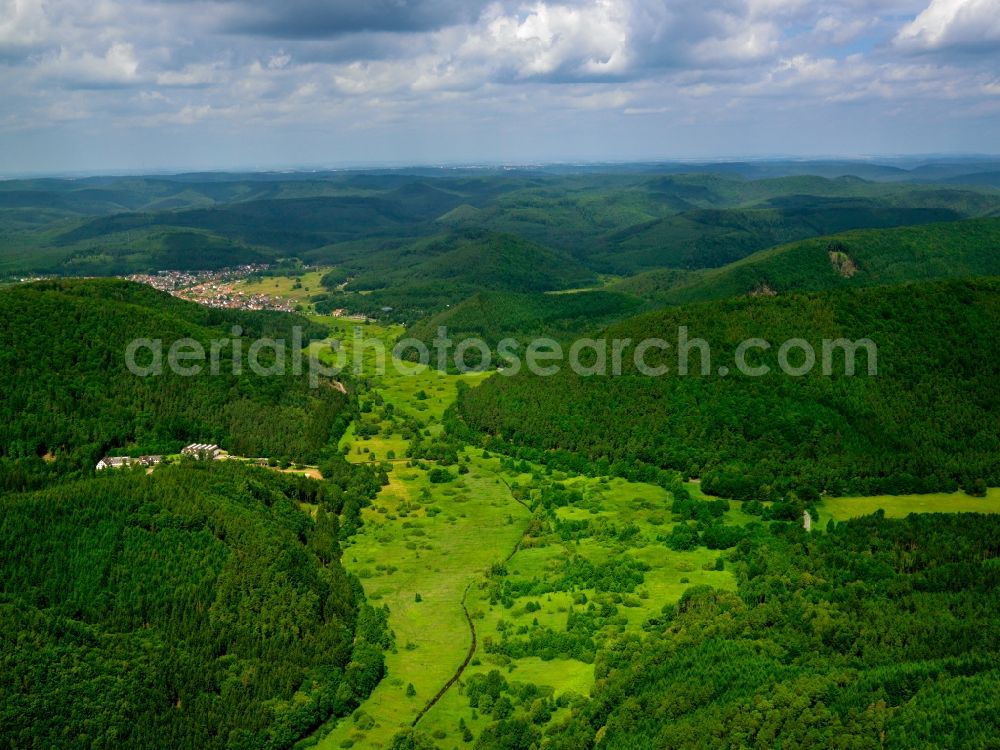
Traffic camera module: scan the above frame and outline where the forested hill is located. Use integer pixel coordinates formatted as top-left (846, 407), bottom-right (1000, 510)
top-left (312, 230), bottom-right (599, 323)
top-left (342, 230), bottom-right (596, 294)
top-left (0, 279), bottom-right (349, 485)
top-left (0, 459), bottom-right (390, 749)
top-left (456, 277), bottom-right (1000, 499)
top-left (611, 217), bottom-right (1000, 305)
top-left (405, 290), bottom-right (644, 363)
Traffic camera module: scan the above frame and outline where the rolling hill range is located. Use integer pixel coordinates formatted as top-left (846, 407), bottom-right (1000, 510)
top-left (3, 166), bottom-right (1000, 279)
top-left (0, 279), bottom-right (350, 481)
top-left (455, 277), bottom-right (1000, 499)
top-left (592, 195), bottom-right (980, 271)
top-left (0, 175), bottom-right (497, 275)
top-left (611, 217), bottom-right (1000, 305)
top-left (437, 175), bottom-right (1000, 272)
top-left (395, 216), bottom-right (1000, 359)
top-left (54, 188), bottom-right (468, 250)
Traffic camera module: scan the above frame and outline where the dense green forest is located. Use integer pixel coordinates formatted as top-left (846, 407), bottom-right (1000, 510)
top-left (472, 512), bottom-right (1000, 749)
top-left (57, 228), bottom-right (273, 275)
top-left (0, 276), bottom-right (392, 748)
top-left (0, 460), bottom-right (389, 750)
top-left (0, 279), bottom-right (349, 487)
top-left (612, 217), bottom-right (1000, 305)
top-left (456, 278), bottom-right (1000, 498)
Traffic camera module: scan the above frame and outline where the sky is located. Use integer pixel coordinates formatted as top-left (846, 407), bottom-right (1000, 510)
top-left (1, 0), bottom-right (999, 173)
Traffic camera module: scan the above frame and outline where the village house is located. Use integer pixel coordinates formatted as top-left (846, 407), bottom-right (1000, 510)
top-left (96, 456), bottom-right (132, 471)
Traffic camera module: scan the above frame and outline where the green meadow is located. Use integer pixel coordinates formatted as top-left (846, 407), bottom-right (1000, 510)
top-left (819, 487), bottom-right (1000, 522)
top-left (317, 460), bottom-right (529, 748)
top-left (310, 319), bottom-right (522, 748)
top-left (301, 313), bottom-right (743, 748)
top-left (238, 268), bottom-right (331, 310)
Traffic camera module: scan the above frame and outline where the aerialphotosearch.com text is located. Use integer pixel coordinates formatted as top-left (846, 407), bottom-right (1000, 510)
top-left (125, 325), bottom-right (878, 387)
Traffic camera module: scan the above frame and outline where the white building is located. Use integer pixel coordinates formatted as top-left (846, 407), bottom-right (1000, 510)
top-left (181, 443), bottom-right (221, 460)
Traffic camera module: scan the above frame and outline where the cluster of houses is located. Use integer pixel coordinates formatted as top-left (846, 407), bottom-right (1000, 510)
top-left (124, 266), bottom-right (296, 312)
top-left (124, 265), bottom-right (270, 293)
top-left (96, 455), bottom-right (162, 471)
top-left (96, 443), bottom-right (221, 471)
top-left (175, 284), bottom-right (295, 312)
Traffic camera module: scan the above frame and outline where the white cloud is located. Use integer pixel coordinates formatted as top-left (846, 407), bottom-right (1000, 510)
top-left (895, 0), bottom-right (1000, 51)
top-left (267, 53), bottom-right (291, 69)
top-left (0, 0), bottom-right (49, 52)
top-left (459, 1), bottom-right (631, 80)
top-left (626, 0), bottom-right (787, 71)
top-left (34, 41), bottom-right (142, 87)
top-left (687, 21), bottom-right (780, 66)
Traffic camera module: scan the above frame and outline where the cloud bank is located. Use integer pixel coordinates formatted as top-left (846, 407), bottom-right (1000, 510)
top-left (0, 0), bottom-right (998, 170)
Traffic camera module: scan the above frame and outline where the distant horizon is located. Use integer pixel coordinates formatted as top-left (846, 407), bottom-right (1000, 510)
top-left (5, 153), bottom-right (1000, 180)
